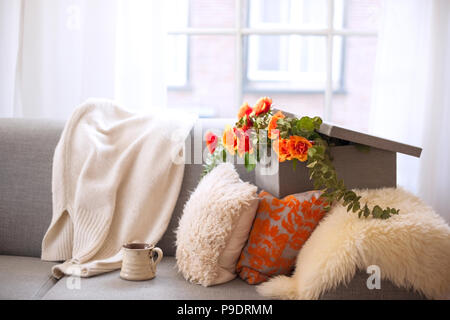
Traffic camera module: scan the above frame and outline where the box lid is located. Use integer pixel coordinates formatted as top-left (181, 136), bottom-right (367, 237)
top-left (318, 122), bottom-right (422, 157)
top-left (277, 110), bottom-right (422, 157)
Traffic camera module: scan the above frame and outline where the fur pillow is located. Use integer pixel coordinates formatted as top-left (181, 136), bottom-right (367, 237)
top-left (257, 188), bottom-right (450, 299)
top-left (175, 163), bottom-right (259, 286)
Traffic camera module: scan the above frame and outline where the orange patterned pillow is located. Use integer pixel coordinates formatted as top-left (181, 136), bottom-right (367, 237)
top-left (236, 190), bottom-right (328, 284)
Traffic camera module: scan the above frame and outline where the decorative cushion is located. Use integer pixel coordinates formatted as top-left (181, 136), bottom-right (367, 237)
top-left (236, 190), bottom-right (327, 284)
top-left (175, 163), bottom-right (259, 287)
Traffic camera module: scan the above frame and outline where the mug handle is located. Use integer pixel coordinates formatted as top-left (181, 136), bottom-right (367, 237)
top-left (151, 247), bottom-right (163, 266)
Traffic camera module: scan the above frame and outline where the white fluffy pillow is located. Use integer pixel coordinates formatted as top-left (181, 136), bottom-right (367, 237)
top-left (176, 163), bottom-right (259, 286)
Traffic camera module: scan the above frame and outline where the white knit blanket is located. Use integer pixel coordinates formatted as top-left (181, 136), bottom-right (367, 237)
top-left (41, 99), bottom-right (197, 278)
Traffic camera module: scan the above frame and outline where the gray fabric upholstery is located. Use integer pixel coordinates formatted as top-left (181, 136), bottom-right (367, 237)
top-left (0, 119), bottom-right (64, 257)
top-left (0, 255), bottom-right (57, 300)
top-left (41, 259), bottom-right (424, 300)
top-left (42, 257), bottom-right (266, 300)
top-left (320, 271), bottom-right (425, 300)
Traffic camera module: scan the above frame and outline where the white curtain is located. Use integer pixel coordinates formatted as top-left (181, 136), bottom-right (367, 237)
top-left (371, 0), bottom-right (450, 222)
top-left (0, 0), bottom-right (167, 118)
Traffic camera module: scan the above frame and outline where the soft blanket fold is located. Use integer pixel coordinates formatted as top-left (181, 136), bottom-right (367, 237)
top-left (41, 99), bottom-right (197, 278)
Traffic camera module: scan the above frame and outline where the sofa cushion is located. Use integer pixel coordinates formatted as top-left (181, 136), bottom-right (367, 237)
top-left (320, 271), bottom-right (425, 300)
top-left (0, 255), bottom-right (58, 299)
top-left (39, 256), bottom-right (424, 300)
top-left (42, 257), bottom-right (267, 300)
top-left (0, 119), bottom-right (64, 257)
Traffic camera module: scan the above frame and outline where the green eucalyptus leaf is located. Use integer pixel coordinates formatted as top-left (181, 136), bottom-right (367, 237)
top-left (364, 205), bottom-right (370, 218)
top-left (313, 145), bottom-right (325, 155)
top-left (381, 212), bottom-right (391, 219)
top-left (324, 171), bottom-right (333, 179)
top-left (372, 205), bottom-right (383, 218)
top-left (344, 191), bottom-right (356, 201)
top-left (347, 203), bottom-right (353, 212)
top-left (307, 147), bottom-right (317, 158)
top-left (313, 116), bottom-right (323, 129)
top-left (298, 117), bottom-right (315, 132)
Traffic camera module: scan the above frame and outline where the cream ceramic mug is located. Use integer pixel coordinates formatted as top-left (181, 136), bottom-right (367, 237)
top-left (120, 243), bottom-right (163, 281)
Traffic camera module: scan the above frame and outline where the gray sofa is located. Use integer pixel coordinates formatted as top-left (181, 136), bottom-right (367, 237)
top-left (0, 118), bottom-right (424, 300)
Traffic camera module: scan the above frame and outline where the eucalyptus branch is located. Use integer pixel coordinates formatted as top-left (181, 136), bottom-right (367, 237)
top-left (305, 137), bottom-right (400, 219)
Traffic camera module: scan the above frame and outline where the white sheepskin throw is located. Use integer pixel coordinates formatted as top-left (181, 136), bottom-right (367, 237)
top-left (176, 163), bottom-right (259, 286)
top-left (257, 188), bottom-right (450, 300)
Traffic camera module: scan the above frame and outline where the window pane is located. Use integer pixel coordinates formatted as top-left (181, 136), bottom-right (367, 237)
top-left (167, 35), bottom-right (236, 118)
top-left (246, 0), bottom-right (328, 28)
top-left (334, 0), bottom-right (381, 31)
top-left (166, 0), bottom-right (236, 29)
top-left (245, 35), bottom-right (329, 91)
top-left (331, 36), bottom-right (378, 132)
top-left (166, 35), bottom-right (189, 87)
top-left (190, 0), bottom-right (236, 28)
top-left (165, 0), bottom-right (189, 29)
top-left (243, 92), bottom-right (325, 119)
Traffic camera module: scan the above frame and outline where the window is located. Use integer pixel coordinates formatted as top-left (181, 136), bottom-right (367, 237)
top-left (245, 0), bottom-right (344, 92)
top-left (166, 0), bottom-right (380, 132)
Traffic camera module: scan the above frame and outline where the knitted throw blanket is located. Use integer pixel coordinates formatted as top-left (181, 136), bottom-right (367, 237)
top-left (41, 99), bottom-right (197, 278)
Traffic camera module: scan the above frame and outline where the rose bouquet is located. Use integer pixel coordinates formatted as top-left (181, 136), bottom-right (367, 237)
top-left (204, 97), bottom-right (400, 220)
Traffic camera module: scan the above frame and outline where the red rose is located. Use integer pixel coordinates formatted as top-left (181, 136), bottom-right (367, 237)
top-left (205, 131), bottom-right (218, 154)
top-left (235, 128), bottom-right (253, 156)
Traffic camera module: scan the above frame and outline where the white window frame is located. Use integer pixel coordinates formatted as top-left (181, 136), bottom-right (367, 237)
top-left (167, 0), bottom-right (378, 121)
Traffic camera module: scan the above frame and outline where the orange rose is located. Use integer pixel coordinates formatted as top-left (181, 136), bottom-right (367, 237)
top-left (272, 138), bottom-right (291, 162)
top-left (222, 125), bottom-right (237, 155)
top-left (237, 102), bottom-right (252, 119)
top-left (235, 128), bottom-right (253, 156)
top-left (253, 97), bottom-right (272, 116)
top-left (268, 111), bottom-right (285, 139)
top-left (287, 136), bottom-right (312, 162)
top-left (205, 131), bottom-right (218, 154)
top-left (238, 102), bottom-right (253, 131)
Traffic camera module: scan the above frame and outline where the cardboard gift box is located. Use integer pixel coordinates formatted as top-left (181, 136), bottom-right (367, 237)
top-left (256, 118), bottom-right (422, 198)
